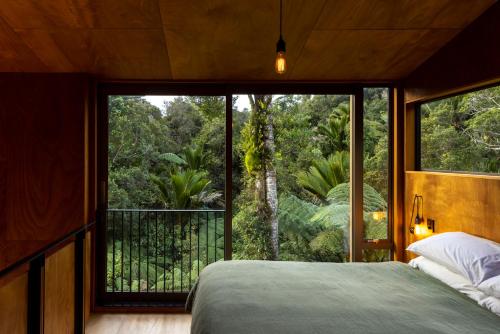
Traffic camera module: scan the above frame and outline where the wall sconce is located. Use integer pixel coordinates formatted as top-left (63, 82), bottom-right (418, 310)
top-left (409, 194), bottom-right (436, 236)
top-left (409, 194), bottom-right (435, 236)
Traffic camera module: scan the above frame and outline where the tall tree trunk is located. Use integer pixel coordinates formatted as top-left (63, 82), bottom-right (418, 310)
top-left (264, 115), bottom-right (279, 259)
top-left (248, 95), bottom-right (279, 260)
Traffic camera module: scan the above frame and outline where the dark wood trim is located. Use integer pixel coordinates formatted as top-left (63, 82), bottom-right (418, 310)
top-left (0, 263), bottom-right (29, 289)
top-left (414, 104), bottom-right (421, 171)
top-left (99, 292), bottom-right (188, 304)
top-left (392, 85), bottom-right (406, 261)
top-left (0, 222), bottom-right (95, 279)
top-left (350, 89), bottom-right (364, 262)
top-left (97, 81), bottom-right (393, 96)
top-left (404, 103), bottom-right (417, 172)
top-left (387, 88), bottom-right (394, 259)
top-left (27, 255), bottom-right (44, 334)
top-left (362, 240), bottom-right (392, 250)
top-left (44, 238), bottom-right (75, 258)
top-left (97, 81), bottom-right (393, 95)
top-left (224, 95), bottom-right (233, 260)
top-left (95, 89), bottom-right (109, 307)
top-left (93, 305), bottom-right (187, 314)
top-left (74, 231), bottom-right (85, 334)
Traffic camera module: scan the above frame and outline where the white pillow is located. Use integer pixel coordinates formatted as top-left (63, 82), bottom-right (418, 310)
top-left (478, 296), bottom-right (500, 317)
top-left (409, 256), bottom-right (487, 303)
top-left (478, 276), bottom-right (500, 298)
top-left (407, 232), bottom-right (500, 286)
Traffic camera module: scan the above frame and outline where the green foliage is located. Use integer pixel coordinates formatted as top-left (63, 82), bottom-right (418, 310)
top-left (233, 200), bottom-right (273, 260)
top-left (310, 230), bottom-right (346, 262)
top-left (297, 151), bottom-right (349, 201)
top-left (242, 112), bottom-right (265, 174)
top-left (311, 183), bottom-right (387, 230)
top-left (421, 86), bottom-right (499, 173)
top-left (317, 103), bottom-right (350, 156)
top-left (107, 91), bottom-right (397, 285)
top-left (152, 170), bottom-right (212, 209)
top-left (159, 152), bottom-right (187, 166)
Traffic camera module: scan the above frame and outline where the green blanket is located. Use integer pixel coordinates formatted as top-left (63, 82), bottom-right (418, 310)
top-left (188, 261), bottom-right (499, 334)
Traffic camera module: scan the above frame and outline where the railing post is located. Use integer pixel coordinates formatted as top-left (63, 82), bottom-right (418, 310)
top-left (74, 230), bottom-right (85, 334)
top-left (27, 254), bottom-right (45, 334)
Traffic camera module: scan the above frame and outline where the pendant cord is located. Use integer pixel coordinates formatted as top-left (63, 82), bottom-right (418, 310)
top-left (279, 0), bottom-right (282, 37)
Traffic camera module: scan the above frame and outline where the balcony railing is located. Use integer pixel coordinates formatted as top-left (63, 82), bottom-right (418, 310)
top-left (105, 209), bottom-right (225, 295)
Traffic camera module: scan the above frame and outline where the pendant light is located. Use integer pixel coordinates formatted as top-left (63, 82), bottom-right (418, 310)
top-left (275, 0), bottom-right (287, 74)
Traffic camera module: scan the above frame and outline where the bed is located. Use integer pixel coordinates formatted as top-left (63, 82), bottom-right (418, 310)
top-left (187, 260), bottom-right (500, 334)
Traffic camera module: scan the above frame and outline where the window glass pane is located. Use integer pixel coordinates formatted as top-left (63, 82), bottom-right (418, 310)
top-left (106, 95), bottom-right (225, 293)
top-left (363, 88), bottom-right (389, 241)
top-left (232, 95), bottom-right (351, 262)
top-left (420, 86), bottom-right (500, 174)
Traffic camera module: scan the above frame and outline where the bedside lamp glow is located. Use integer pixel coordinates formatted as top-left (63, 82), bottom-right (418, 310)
top-left (409, 194), bottom-right (435, 236)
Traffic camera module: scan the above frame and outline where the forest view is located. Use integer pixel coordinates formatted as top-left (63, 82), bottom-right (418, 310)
top-left (420, 85), bottom-right (499, 173)
top-left (105, 85), bottom-right (499, 293)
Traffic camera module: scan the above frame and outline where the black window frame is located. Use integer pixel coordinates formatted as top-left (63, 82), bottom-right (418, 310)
top-left (96, 82), bottom-right (395, 307)
top-left (415, 82), bottom-right (500, 176)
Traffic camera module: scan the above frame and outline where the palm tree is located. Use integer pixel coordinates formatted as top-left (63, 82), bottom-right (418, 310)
top-left (159, 145), bottom-right (205, 170)
top-left (151, 170), bottom-right (218, 209)
top-left (297, 151), bottom-right (349, 202)
top-left (153, 145), bottom-right (221, 209)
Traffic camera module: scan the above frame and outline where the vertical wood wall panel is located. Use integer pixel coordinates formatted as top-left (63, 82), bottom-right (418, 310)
top-left (0, 272), bottom-right (28, 334)
top-left (44, 242), bottom-right (75, 334)
top-left (85, 231), bottom-right (92, 322)
top-left (0, 74), bottom-right (90, 271)
top-left (405, 172), bottom-right (500, 260)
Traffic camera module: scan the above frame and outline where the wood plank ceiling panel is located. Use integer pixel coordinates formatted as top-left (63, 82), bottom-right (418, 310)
top-left (0, 0), bottom-right (495, 80)
top-left (289, 29), bottom-right (460, 80)
top-left (0, 0), bottom-right (172, 78)
top-left (159, 0), bottom-right (326, 80)
top-left (291, 0), bottom-right (495, 79)
top-left (315, 0), bottom-right (495, 29)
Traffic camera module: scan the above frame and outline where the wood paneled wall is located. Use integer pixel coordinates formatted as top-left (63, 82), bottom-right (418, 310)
top-left (404, 2), bottom-right (500, 102)
top-left (0, 73), bottom-right (96, 331)
top-left (397, 2), bottom-right (500, 261)
top-left (404, 172), bottom-right (500, 259)
top-left (44, 242), bottom-right (76, 334)
top-left (0, 74), bottom-right (90, 270)
top-left (85, 231), bottom-right (92, 322)
top-left (0, 270), bottom-right (28, 334)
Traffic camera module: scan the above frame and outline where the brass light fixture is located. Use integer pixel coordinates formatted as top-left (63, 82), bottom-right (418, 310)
top-left (409, 194), bottom-right (435, 236)
top-left (275, 0), bottom-right (287, 74)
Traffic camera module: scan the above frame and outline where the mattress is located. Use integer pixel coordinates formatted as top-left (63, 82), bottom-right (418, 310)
top-left (187, 260), bottom-right (500, 334)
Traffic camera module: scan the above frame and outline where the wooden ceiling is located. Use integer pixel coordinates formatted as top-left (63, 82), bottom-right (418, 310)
top-left (0, 0), bottom-right (495, 81)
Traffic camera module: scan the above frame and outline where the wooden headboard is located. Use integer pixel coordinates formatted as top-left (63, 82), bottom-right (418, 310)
top-left (405, 171), bottom-right (500, 259)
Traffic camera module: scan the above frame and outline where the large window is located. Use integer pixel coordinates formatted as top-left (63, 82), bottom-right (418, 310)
top-left (105, 95), bottom-right (226, 294)
top-left (363, 88), bottom-right (390, 261)
top-left (419, 85), bottom-right (500, 174)
top-left (231, 94), bottom-right (352, 262)
top-left (97, 86), bottom-right (393, 304)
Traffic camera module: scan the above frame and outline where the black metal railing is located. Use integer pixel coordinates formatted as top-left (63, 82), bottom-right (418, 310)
top-left (0, 222), bottom-right (93, 334)
top-left (105, 209), bottom-right (225, 294)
